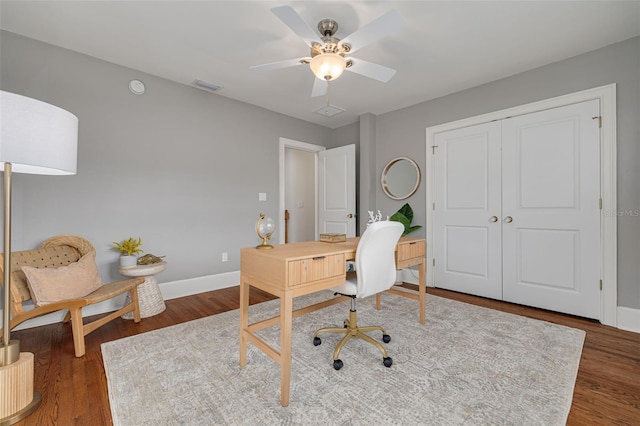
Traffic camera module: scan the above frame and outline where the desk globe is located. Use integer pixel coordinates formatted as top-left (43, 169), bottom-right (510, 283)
top-left (256, 213), bottom-right (275, 249)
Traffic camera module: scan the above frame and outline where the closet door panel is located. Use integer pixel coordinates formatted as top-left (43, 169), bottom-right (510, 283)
top-left (434, 122), bottom-right (502, 299)
top-left (518, 119), bottom-right (577, 208)
top-left (502, 100), bottom-right (601, 319)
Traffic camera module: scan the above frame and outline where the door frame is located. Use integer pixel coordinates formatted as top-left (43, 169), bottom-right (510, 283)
top-left (425, 84), bottom-right (617, 326)
top-left (278, 137), bottom-right (325, 244)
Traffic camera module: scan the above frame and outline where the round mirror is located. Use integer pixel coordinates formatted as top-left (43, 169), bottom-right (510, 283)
top-left (381, 157), bottom-right (421, 200)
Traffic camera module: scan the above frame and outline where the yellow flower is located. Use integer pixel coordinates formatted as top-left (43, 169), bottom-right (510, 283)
top-left (112, 237), bottom-right (143, 256)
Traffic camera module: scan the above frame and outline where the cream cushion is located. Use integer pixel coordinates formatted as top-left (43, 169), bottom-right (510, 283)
top-left (22, 252), bottom-right (103, 306)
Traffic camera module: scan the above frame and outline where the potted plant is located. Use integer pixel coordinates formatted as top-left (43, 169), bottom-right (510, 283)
top-left (389, 203), bottom-right (422, 236)
top-left (113, 237), bottom-right (143, 268)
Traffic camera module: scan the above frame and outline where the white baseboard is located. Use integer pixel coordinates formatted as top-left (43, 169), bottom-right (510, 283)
top-left (159, 270), bottom-right (239, 300)
top-left (3, 270), bottom-right (638, 334)
top-left (617, 306), bottom-right (640, 333)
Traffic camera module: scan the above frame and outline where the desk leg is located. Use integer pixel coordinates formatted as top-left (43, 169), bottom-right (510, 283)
top-left (375, 293), bottom-right (381, 310)
top-left (239, 276), bottom-right (249, 367)
top-left (280, 292), bottom-right (293, 407)
top-left (418, 261), bottom-right (426, 325)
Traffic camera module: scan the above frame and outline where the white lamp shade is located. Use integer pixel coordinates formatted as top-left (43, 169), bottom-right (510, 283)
top-left (0, 91), bottom-right (78, 175)
top-left (310, 53), bottom-right (347, 81)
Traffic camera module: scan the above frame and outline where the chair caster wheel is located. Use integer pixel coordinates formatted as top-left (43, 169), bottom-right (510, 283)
top-left (313, 337), bottom-right (321, 346)
top-left (382, 334), bottom-right (391, 343)
top-left (383, 357), bottom-right (393, 368)
top-left (333, 359), bottom-right (344, 370)
top-left (343, 320), bottom-right (349, 328)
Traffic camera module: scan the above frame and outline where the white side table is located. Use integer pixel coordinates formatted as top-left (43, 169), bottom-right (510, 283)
top-left (119, 261), bottom-right (167, 319)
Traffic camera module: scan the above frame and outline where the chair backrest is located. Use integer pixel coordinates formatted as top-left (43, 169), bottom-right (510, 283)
top-left (354, 221), bottom-right (404, 299)
top-left (0, 235), bottom-right (94, 307)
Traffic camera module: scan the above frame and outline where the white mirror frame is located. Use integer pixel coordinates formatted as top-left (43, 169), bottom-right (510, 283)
top-left (381, 157), bottom-right (421, 200)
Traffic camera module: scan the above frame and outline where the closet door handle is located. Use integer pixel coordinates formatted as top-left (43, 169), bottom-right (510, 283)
top-left (504, 216), bottom-right (513, 223)
top-left (489, 216), bottom-right (498, 222)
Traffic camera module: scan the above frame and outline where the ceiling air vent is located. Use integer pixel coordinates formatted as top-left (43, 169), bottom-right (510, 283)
top-left (313, 104), bottom-right (344, 117)
top-left (193, 79), bottom-right (223, 93)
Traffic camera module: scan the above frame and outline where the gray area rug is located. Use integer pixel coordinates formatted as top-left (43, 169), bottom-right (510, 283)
top-left (102, 290), bottom-right (585, 425)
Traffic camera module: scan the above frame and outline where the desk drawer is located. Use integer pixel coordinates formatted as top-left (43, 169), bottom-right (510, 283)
top-left (287, 254), bottom-right (345, 287)
top-left (396, 240), bottom-right (426, 265)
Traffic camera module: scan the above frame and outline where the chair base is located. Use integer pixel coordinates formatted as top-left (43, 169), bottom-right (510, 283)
top-left (313, 307), bottom-right (392, 370)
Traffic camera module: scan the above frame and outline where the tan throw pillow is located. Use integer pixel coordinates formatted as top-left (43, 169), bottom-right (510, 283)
top-left (22, 252), bottom-right (103, 306)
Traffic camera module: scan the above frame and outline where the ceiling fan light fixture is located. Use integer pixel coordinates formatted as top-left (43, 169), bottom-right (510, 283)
top-left (310, 53), bottom-right (346, 81)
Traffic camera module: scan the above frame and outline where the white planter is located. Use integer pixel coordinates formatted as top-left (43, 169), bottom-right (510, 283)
top-left (119, 255), bottom-right (137, 268)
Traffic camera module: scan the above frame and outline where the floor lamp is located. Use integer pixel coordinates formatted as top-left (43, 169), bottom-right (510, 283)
top-left (0, 91), bottom-right (78, 424)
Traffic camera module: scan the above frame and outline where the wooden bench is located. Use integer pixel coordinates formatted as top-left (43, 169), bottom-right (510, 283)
top-left (0, 235), bottom-right (144, 357)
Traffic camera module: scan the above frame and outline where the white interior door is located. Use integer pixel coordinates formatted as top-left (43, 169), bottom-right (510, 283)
top-left (434, 122), bottom-right (503, 299)
top-left (433, 100), bottom-right (601, 319)
top-left (318, 144), bottom-right (356, 237)
top-left (501, 100), bottom-right (601, 318)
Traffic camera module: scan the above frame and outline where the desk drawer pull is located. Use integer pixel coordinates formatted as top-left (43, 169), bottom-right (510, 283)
top-left (313, 256), bottom-right (326, 260)
top-left (409, 242), bottom-right (417, 245)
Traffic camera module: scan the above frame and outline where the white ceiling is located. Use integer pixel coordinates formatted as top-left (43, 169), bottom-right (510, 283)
top-left (1, 1), bottom-right (639, 129)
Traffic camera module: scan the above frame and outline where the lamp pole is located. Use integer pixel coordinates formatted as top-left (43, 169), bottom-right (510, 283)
top-left (2, 162), bottom-right (20, 366)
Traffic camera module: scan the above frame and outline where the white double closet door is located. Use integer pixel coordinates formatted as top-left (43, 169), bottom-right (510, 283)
top-left (434, 100), bottom-right (601, 319)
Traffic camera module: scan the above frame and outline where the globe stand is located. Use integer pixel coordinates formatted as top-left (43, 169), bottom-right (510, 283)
top-left (256, 238), bottom-right (273, 249)
top-left (255, 213), bottom-right (274, 249)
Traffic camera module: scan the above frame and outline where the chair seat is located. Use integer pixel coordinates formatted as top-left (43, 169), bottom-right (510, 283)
top-left (330, 271), bottom-right (357, 296)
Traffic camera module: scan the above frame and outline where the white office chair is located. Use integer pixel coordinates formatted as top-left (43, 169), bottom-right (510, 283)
top-left (313, 221), bottom-right (404, 370)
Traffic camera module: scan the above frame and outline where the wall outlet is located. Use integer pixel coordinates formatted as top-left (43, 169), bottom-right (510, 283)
top-left (258, 192), bottom-right (267, 201)
top-left (222, 252), bottom-right (228, 262)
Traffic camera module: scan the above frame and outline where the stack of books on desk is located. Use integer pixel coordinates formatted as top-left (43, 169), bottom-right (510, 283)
top-left (319, 233), bottom-right (347, 243)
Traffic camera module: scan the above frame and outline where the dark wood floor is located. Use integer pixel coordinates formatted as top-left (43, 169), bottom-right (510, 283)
top-left (10, 285), bottom-right (640, 425)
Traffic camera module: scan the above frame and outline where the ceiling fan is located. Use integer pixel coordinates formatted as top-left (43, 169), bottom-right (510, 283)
top-left (250, 6), bottom-right (405, 98)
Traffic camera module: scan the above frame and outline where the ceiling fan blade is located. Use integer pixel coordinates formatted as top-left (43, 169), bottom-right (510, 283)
top-left (250, 58), bottom-right (305, 73)
top-left (271, 6), bottom-right (322, 48)
top-left (311, 78), bottom-right (328, 97)
top-left (339, 10), bottom-right (405, 54)
top-left (346, 58), bottom-right (396, 82)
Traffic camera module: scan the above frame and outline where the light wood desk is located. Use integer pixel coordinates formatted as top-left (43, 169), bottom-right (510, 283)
top-left (239, 237), bottom-right (426, 407)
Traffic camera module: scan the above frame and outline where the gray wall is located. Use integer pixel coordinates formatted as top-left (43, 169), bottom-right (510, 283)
top-left (369, 36), bottom-right (640, 309)
top-left (2, 30), bottom-right (638, 310)
top-left (0, 31), bottom-right (332, 283)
